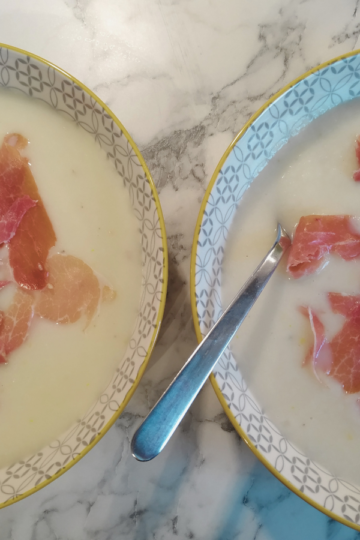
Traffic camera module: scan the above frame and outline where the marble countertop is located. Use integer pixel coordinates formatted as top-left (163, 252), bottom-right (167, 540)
top-left (1, 0), bottom-right (360, 538)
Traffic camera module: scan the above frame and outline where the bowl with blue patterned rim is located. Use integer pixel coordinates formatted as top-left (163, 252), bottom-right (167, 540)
top-left (191, 49), bottom-right (360, 530)
top-left (0, 44), bottom-right (167, 507)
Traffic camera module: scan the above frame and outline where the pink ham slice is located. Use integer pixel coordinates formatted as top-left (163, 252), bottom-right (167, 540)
top-left (0, 251), bottom-right (106, 364)
top-left (0, 195), bottom-right (36, 244)
top-left (0, 133), bottom-right (57, 291)
top-left (301, 293), bottom-right (360, 393)
top-left (0, 289), bottom-right (34, 364)
top-left (0, 134), bottom-right (117, 368)
top-left (287, 215), bottom-right (360, 278)
top-left (326, 293), bottom-right (360, 393)
top-left (328, 316), bottom-right (360, 394)
top-left (34, 254), bottom-right (101, 325)
top-left (0, 254), bottom-right (108, 364)
top-left (353, 137), bottom-right (360, 181)
top-left (328, 292), bottom-right (360, 318)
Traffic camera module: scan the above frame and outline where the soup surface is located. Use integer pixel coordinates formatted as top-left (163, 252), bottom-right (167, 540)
top-left (0, 91), bottom-right (142, 467)
top-left (222, 99), bottom-right (360, 485)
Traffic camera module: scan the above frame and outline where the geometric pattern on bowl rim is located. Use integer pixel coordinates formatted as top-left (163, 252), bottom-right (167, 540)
top-left (191, 49), bottom-right (360, 531)
top-left (0, 43), bottom-right (168, 508)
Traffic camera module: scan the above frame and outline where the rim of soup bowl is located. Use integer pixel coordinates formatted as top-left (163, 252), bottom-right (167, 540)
top-left (0, 42), bottom-right (168, 509)
top-left (190, 47), bottom-right (360, 531)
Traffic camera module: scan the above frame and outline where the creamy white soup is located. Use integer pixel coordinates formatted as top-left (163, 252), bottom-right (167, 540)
top-left (0, 91), bottom-right (142, 467)
top-left (222, 99), bottom-right (360, 485)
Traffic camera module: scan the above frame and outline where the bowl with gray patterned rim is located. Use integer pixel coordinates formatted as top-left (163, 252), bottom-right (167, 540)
top-left (0, 44), bottom-right (167, 507)
top-left (191, 49), bottom-right (360, 530)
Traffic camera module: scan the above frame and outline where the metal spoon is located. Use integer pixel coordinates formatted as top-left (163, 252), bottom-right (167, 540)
top-left (131, 224), bottom-right (291, 462)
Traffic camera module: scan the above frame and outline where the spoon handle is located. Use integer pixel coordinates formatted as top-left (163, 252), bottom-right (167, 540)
top-left (131, 224), bottom-right (291, 462)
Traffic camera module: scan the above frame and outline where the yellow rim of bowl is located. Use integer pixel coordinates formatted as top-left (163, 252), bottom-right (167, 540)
top-left (190, 48), bottom-right (360, 531)
top-left (0, 43), bottom-right (168, 509)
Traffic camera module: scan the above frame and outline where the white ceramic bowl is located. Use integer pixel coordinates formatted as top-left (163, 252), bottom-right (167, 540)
top-left (191, 50), bottom-right (360, 530)
top-left (0, 44), bottom-right (167, 507)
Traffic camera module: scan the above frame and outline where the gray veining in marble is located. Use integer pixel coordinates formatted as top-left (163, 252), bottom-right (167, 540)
top-left (1, 0), bottom-right (360, 538)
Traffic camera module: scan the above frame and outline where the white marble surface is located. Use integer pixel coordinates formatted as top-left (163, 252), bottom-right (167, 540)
top-left (1, 0), bottom-right (360, 538)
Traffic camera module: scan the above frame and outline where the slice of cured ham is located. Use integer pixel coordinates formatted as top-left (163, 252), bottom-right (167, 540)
top-left (0, 134), bottom-right (57, 290)
top-left (301, 293), bottom-right (360, 393)
top-left (0, 253), bottom-right (113, 364)
top-left (326, 293), bottom-right (360, 394)
top-left (328, 292), bottom-right (360, 318)
top-left (35, 254), bottom-right (101, 325)
top-left (287, 215), bottom-right (360, 278)
top-left (0, 134), bottom-right (116, 367)
top-left (0, 195), bottom-right (36, 244)
top-left (0, 289), bottom-right (34, 364)
top-left (328, 316), bottom-right (360, 394)
top-left (353, 137), bottom-right (360, 181)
